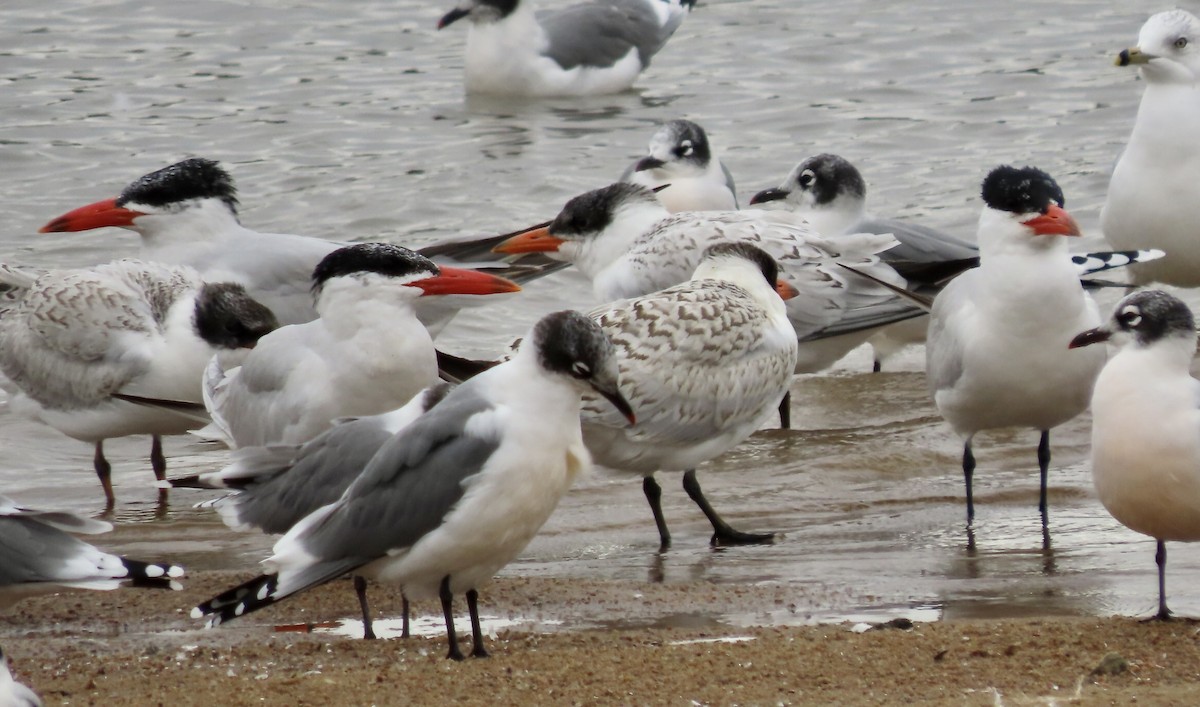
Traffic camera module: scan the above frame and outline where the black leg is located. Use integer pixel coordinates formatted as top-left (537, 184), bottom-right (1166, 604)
top-left (777, 392), bottom-right (791, 430)
top-left (401, 594), bottom-right (411, 639)
top-left (466, 588), bottom-right (489, 658)
top-left (354, 575), bottom-right (376, 640)
top-left (94, 441), bottom-right (115, 508)
top-left (150, 434), bottom-right (167, 481)
top-left (682, 470), bottom-right (775, 547)
top-left (439, 575), bottom-right (464, 660)
top-left (962, 440), bottom-right (976, 525)
top-left (1037, 430), bottom-right (1051, 519)
top-left (872, 358), bottom-right (882, 373)
top-left (643, 476), bottom-right (671, 551)
top-left (1155, 540), bottom-right (1172, 621)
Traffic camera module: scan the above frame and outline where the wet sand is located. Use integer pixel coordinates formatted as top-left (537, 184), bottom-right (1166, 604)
top-left (5, 571), bottom-right (1200, 705)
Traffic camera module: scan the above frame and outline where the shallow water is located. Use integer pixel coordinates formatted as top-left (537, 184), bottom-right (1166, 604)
top-left (3, 0), bottom-right (1199, 629)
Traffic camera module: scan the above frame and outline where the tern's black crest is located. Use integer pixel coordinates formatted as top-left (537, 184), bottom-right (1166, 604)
top-left (311, 243), bottom-right (438, 291)
top-left (550, 183), bottom-right (656, 238)
top-left (980, 165), bottom-right (1065, 215)
top-left (662, 119), bottom-right (712, 166)
top-left (194, 283), bottom-right (280, 350)
top-left (702, 242), bottom-right (780, 289)
top-left (1112, 290), bottom-right (1196, 346)
top-left (796, 154), bottom-right (866, 205)
top-left (116, 158), bottom-right (239, 214)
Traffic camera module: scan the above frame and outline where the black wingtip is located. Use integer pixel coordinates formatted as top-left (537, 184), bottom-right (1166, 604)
top-left (122, 558), bottom-right (186, 590)
top-left (193, 573), bottom-right (280, 626)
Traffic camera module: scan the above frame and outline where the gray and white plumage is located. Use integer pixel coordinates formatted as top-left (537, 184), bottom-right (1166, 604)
top-left (181, 383), bottom-right (453, 535)
top-left (926, 165), bottom-right (1106, 525)
top-left (199, 244), bottom-right (517, 449)
top-left (1102, 10), bottom-right (1200, 287)
top-left (1070, 290), bottom-right (1200, 619)
top-left (495, 181), bottom-right (912, 373)
top-left (751, 153), bottom-right (1165, 369)
top-left (579, 244), bottom-right (798, 546)
top-left (38, 158), bottom-right (553, 333)
top-left (437, 0), bottom-right (693, 96)
top-left (0, 648), bottom-right (42, 707)
top-left (193, 311), bottom-right (633, 660)
top-left (0, 495), bottom-right (184, 608)
top-left (620, 119), bottom-right (738, 212)
top-left (0, 259), bottom-right (277, 502)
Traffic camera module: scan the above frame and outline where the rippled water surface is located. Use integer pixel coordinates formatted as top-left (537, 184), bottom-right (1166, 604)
top-left (4, 0), bottom-right (1199, 627)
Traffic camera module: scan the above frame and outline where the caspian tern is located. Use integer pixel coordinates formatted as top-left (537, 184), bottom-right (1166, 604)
top-left (926, 165), bottom-right (1106, 527)
top-left (201, 243), bottom-right (519, 449)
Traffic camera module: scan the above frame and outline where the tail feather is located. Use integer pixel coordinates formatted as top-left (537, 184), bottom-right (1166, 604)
top-left (121, 558), bottom-right (186, 591)
top-left (193, 573), bottom-right (281, 626)
top-left (194, 558), bottom-right (365, 627)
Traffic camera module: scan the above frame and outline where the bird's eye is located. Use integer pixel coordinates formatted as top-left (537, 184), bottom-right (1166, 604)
top-left (677, 140), bottom-right (693, 157)
top-left (797, 169), bottom-right (816, 188)
top-left (1176, 37), bottom-right (1189, 49)
top-left (1118, 306), bottom-right (1142, 328)
top-left (570, 361), bottom-right (591, 379)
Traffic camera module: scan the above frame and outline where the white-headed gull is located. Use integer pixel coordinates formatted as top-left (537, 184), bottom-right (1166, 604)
top-left (926, 165), bottom-right (1106, 526)
top-left (0, 648), bottom-right (41, 707)
top-left (38, 158), bottom-right (556, 331)
top-left (0, 261), bottom-right (277, 504)
top-left (576, 242), bottom-right (798, 548)
top-left (1070, 290), bottom-right (1200, 620)
top-left (620, 119), bottom-right (738, 212)
top-left (0, 495), bottom-right (185, 607)
top-left (1102, 10), bottom-right (1200, 287)
top-left (437, 0), bottom-right (693, 96)
top-left (192, 310), bottom-right (634, 660)
top-left (201, 244), bottom-right (519, 449)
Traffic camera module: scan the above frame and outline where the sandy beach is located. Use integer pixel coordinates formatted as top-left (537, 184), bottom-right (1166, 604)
top-left (5, 571), bottom-right (1200, 705)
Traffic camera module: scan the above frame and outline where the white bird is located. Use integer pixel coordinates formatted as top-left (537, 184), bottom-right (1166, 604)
top-left (1070, 290), bottom-right (1200, 620)
top-left (926, 165), bottom-right (1106, 526)
top-left (0, 495), bottom-right (185, 607)
top-left (0, 261), bottom-right (277, 504)
top-left (494, 182), bottom-right (920, 377)
top-left (436, 0), bottom-right (693, 96)
top-left (0, 647), bottom-right (42, 707)
top-left (575, 242), bottom-right (799, 548)
top-left (753, 153), bottom-right (1167, 371)
top-left (192, 310), bottom-right (634, 660)
top-left (38, 158), bottom-right (556, 331)
top-left (1102, 10), bottom-right (1200, 287)
top-left (620, 119), bottom-right (738, 212)
top-left (201, 243), bottom-right (519, 449)
top-left (749, 153), bottom-right (979, 372)
top-left (172, 383), bottom-right (452, 640)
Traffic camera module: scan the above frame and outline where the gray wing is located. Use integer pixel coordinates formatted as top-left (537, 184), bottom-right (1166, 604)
top-left (0, 496), bottom-right (111, 535)
top-left (855, 218), bottom-right (978, 264)
top-left (0, 516), bottom-right (103, 587)
top-left (720, 160), bottom-right (739, 208)
top-left (222, 419), bottom-right (397, 534)
top-left (295, 384), bottom-right (503, 562)
top-left (540, 0), bottom-right (677, 69)
top-left (925, 273), bottom-right (976, 396)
